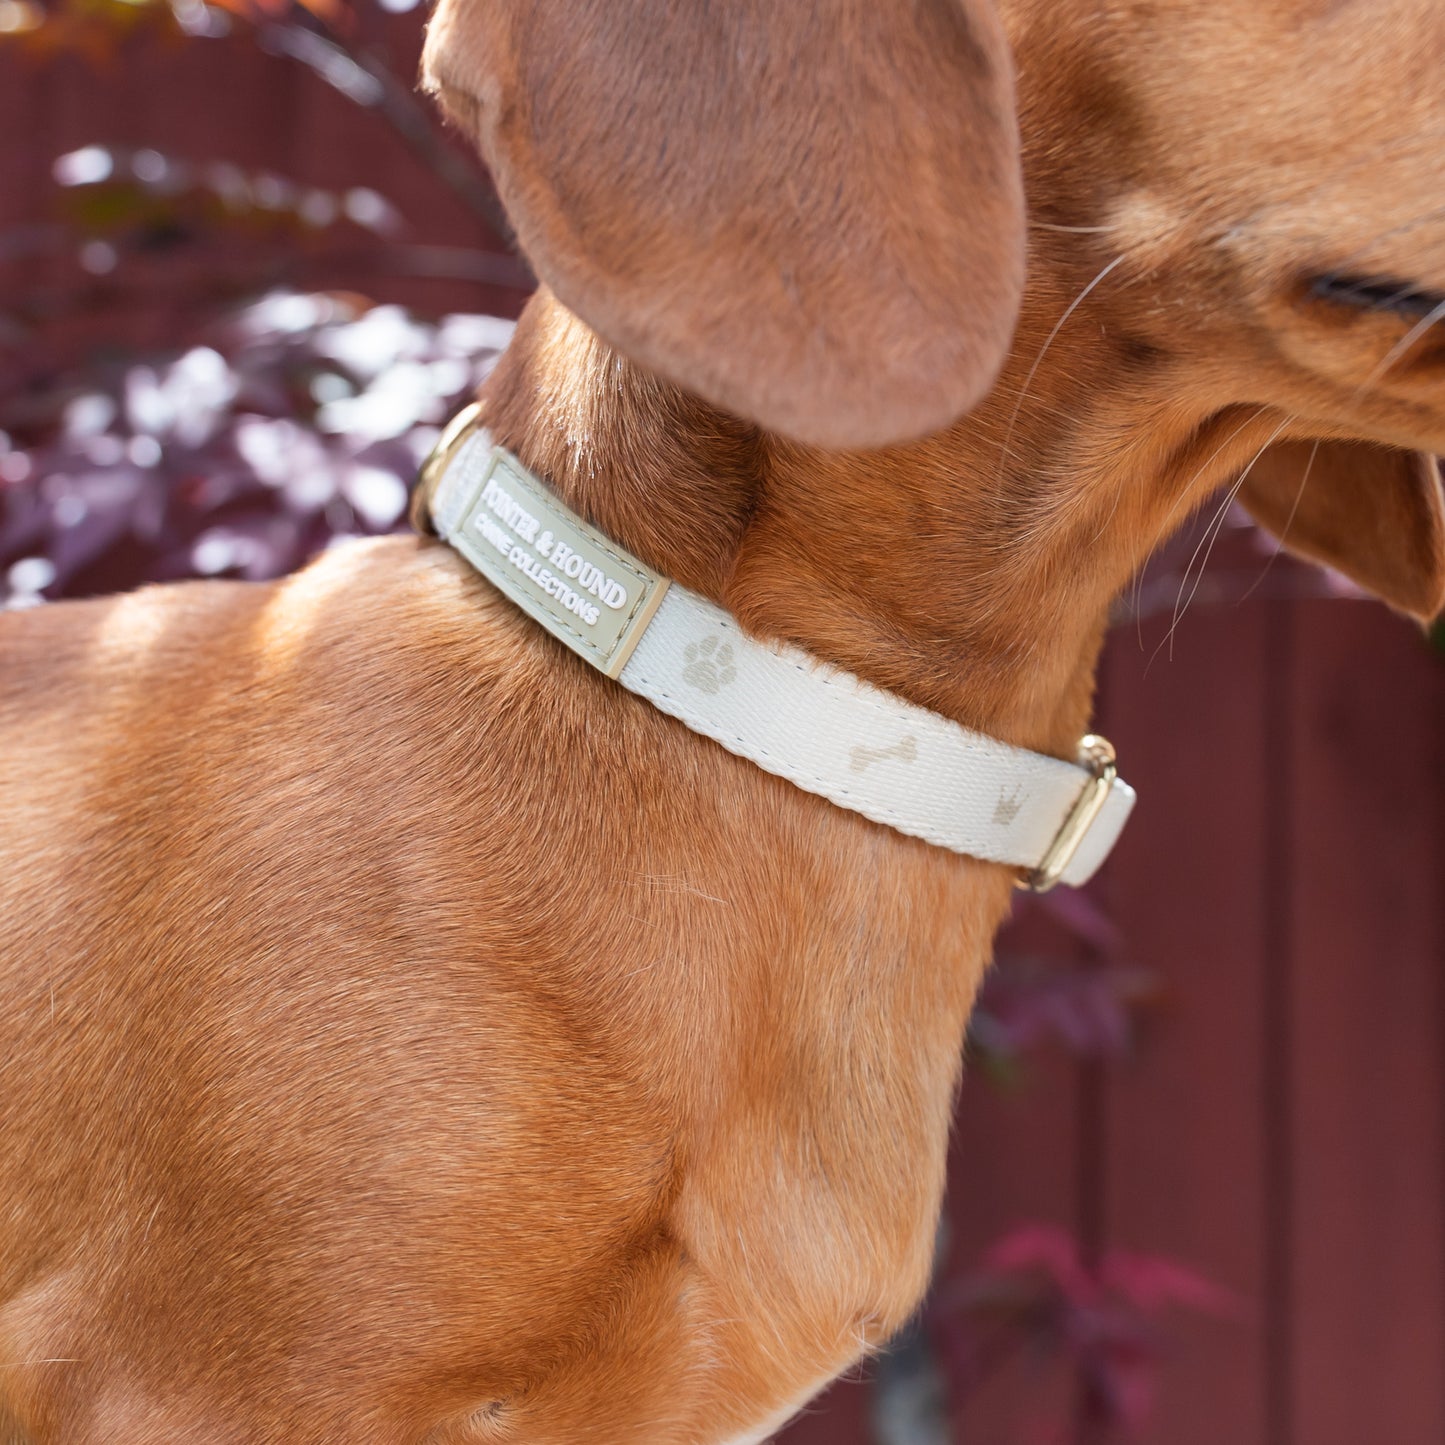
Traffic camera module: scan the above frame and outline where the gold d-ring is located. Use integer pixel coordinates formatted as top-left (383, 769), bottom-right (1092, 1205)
top-left (1018, 734), bottom-right (1118, 892)
top-left (417, 401), bottom-right (484, 498)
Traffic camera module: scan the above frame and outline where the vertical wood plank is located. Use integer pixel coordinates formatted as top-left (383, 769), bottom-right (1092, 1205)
top-left (943, 1033), bottom-right (1085, 1440)
top-left (131, 31), bottom-right (300, 170)
top-left (28, 45), bottom-right (130, 328)
top-left (0, 51), bottom-right (41, 230)
top-left (1286, 601), bottom-right (1445, 1445)
top-left (291, 13), bottom-right (524, 318)
top-left (19, 19), bottom-right (523, 341)
top-left (1261, 599), bottom-right (1296, 1445)
top-left (130, 30), bottom-right (302, 349)
top-left (1098, 607), bottom-right (1274, 1445)
top-left (0, 48), bottom-right (44, 358)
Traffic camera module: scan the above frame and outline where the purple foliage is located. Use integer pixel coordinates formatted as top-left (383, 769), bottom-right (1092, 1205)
top-left (969, 956), bottom-right (1158, 1063)
top-left (0, 291), bottom-right (511, 605)
top-left (932, 1225), bottom-right (1234, 1440)
top-left (971, 887), bottom-right (1157, 1068)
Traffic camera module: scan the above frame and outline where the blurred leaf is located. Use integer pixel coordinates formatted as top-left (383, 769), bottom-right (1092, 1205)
top-left (0, 290), bottom-right (512, 605)
top-left (0, 0), bottom-right (46, 34)
top-left (0, 0), bottom-right (171, 61)
top-left (211, 0), bottom-right (343, 23)
top-left (936, 1225), bottom-right (1235, 1439)
top-left (969, 956), bottom-right (1158, 1066)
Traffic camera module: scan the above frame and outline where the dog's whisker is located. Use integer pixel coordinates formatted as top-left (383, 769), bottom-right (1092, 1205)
top-left (1132, 406), bottom-right (1277, 651)
top-left (1147, 484), bottom-right (1246, 669)
top-left (1355, 294), bottom-right (1445, 393)
top-left (1239, 437), bottom-right (1324, 605)
top-left (1163, 487), bottom-right (1244, 658)
top-left (1153, 414), bottom-right (1297, 667)
top-left (993, 253), bottom-right (1129, 485)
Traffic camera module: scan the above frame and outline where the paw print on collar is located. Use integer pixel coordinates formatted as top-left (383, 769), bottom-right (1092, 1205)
top-left (682, 635), bottom-right (737, 694)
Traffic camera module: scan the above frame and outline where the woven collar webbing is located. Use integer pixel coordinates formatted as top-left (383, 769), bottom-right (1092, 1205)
top-left (423, 410), bottom-right (1135, 888)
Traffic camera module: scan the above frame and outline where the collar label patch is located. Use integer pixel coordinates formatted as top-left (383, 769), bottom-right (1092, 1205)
top-left (448, 440), bottom-right (670, 677)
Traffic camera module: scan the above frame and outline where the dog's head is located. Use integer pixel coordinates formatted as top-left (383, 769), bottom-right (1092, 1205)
top-left (1005, 0), bottom-right (1445, 618)
top-left (423, 0), bottom-right (1445, 620)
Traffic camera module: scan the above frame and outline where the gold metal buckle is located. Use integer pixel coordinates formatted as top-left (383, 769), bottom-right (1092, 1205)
top-left (417, 401), bottom-right (484, 499)
top-left (1018, 734), bottom-right (1118, 893)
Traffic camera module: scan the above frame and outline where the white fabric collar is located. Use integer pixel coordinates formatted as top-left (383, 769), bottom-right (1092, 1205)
top-left (422, 407), bottom-right (1135, 889)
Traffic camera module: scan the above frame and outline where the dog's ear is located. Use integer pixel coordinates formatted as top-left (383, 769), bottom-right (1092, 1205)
top-left (1238, 440), bottom-right (1445, 620)
top-left (422, 0), bottom-right (1023, 450)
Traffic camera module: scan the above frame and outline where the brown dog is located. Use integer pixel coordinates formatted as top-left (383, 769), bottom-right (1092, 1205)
top-left (3, 1), bottom-right (1445, 1441)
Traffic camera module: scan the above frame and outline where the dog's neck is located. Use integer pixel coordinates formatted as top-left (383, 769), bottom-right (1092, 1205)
top-left (475, 284), bottom-right (1283, 756)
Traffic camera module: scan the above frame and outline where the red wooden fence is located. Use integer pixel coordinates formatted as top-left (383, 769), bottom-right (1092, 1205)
top-left (4, 16), bottom-right (1444, 1443)
top-left (786, 590), bottom-right (1445, 1445)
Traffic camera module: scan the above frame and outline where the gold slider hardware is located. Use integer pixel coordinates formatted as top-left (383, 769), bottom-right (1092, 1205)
top-left (1018, 734), bottom-right (1118, 893)
top-left (417, 401), bottom-right (484, 500)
